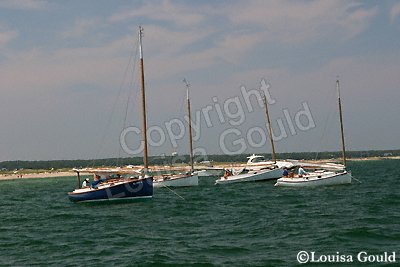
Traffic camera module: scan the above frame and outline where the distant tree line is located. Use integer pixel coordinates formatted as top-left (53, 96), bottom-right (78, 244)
top-left (1, 149), bottom-right (399, 171)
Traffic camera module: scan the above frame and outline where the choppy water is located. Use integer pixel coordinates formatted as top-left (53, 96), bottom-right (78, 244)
top-left (0, 160), bottom-right (399, 266)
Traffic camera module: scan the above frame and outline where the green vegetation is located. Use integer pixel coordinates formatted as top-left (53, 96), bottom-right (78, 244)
top-left (0, 149), bottom-right (399, 171)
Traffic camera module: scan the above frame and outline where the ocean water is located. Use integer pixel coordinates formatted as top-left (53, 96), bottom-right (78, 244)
top-left (0, 160), bottom-right (399, 266)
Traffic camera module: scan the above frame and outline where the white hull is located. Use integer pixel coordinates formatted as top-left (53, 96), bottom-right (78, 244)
top-left (215, 168), bottom-right (283, 184)
top-left (274, 171), bottom-right (352, 187)
top-left (194, 170), bottom-right (213, 177)
top-left (245, 155), bottom-right (295, 170)
top-left (287, 161), bottom-right (345, 171)
top-left (153, 174), bottom-right (199, 188)
top-left (247, 160), bottom-right (294, 170)
top-left (194, 169), bottom-right (223, 177)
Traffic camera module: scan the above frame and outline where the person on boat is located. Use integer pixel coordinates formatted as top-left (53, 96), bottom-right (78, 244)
top-left (223, 169), bottom-right (231, 178)
top-left (91, 174), bottom-right (103, 189)
top-left (82, 178), bottom-right (90, 188)
top-left (288, 169), bottom-right (295, 178)
top-left (282, 168), bottom-right (289, 177)
top-left (298, 166), bottom-right (308, 178)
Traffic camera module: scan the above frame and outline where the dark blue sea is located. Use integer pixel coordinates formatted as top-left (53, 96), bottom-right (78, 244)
top-left (0, 160), bottom-right (399, 266)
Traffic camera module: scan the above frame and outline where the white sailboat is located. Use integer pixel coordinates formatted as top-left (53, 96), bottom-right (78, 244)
top-left (274, 170), bottom-right (351, 187)
top-left (153, 80), bottom-right (199, 188)
top-left (275, 79), bottom-right (352, 187)
top-left (216, 92), bottom-right (285, 184)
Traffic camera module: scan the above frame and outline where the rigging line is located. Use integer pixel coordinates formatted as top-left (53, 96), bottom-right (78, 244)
top-left (125, 60), bottom-right (141, 131)
top-left (161, 183), bottom-right (186, 200)
top-left (177, 92), bottom-right (186, 158)
top-left (178, 93), bottom-right (185, 119)
top-left (126, 43), bottom-right (142, 130)
top-left (179, 92), bottom-right (186, 121)
top-left (352, 176), bottom-right (362, 183)
top-left (314, 85), bottom-right (337, 160)
top-left (118, 41), bottom-right (140, 165)
top-left (91, 39), bottom-right (139, 168)
top-left (118, 34), bottom-right (145, 165)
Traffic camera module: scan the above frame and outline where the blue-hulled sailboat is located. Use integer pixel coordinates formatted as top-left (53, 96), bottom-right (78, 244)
top-left (68, 26), bottom-right (153, 202)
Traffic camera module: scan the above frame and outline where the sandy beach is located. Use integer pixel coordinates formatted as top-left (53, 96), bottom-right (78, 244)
top-left (0, 171), bottom-right (76, 181)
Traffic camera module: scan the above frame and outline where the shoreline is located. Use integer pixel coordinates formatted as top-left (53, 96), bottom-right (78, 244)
top-left (0, 171), bottom-right (76, 181)
top-left (1, 156), bottom-right (399, 181)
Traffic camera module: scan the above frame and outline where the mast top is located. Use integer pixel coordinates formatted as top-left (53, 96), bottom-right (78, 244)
top-left (336, 78), bottom-right (341, 99)
top-left (261, 91), bottom-right (266, 105)
top-left (183, 78), bottom-right (190, 100)
top-left (139, 26), bottom-right (144, 59)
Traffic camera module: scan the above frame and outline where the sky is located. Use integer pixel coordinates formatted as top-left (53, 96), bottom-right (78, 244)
top-left (0, 0), bottom-right (400, 161)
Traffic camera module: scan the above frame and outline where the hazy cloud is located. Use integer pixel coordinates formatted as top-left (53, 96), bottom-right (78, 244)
top-left (222, 0), bottom-right (378, 43)
top-left (0, 0), bottom-right (48, 10)
top-left (60, 18), bottom-right (102, 39)
top-left (0, 38), bottom-right (133, 93)
top-left (0, 28), bottom-right (18, 49)
top-left (109, 0), bottom-right (204, 27)
top-left (390, 2), bottom-right (400, 22)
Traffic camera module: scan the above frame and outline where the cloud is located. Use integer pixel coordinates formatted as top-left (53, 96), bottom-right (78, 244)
top-left (109, 0), bottom-right (204, 27)
top-left (0, 37), bottom-right (133, 93)
top-left (221, 0), bottom-right (378, 43)
top-left (390, 2), bottom-right (400, 22)
top-left (103, 0), bottom-right (379, 81)
top-left (0, 28), bottom-right (18, 49)
top-left (60, 18), bottom-right (102, 39)
top-left (0, 1), bottom-right (382, 97)
top-left (338, 4), bottom-right (378, 39)
top-left (0, 0), bottom-right (48, 10)
top-left (125, 25), bottom-right (218, 81)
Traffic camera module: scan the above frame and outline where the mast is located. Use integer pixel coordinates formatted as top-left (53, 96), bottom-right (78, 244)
top-left (184, 79), bottom-right (194, 172)
top-left (139, 26), bottom-right (149, 172)
top-left (336, 79), bottom-right (347, 167)
top-left (77, 171), bottom-right (81, 189)
top-left (263, 93), bottom-right (276, 164)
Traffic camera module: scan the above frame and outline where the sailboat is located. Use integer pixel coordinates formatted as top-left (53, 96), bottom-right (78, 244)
top-left (245, 154), bottom-right (294, 170)
top-left (275, 79), bottom-right (352, 187)
top-left (153, 80), bottom-right (199, 188)
top-left (68, 26), bottom-right (153, 202)
top-left (215, 92), bottom-right (288, 184)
